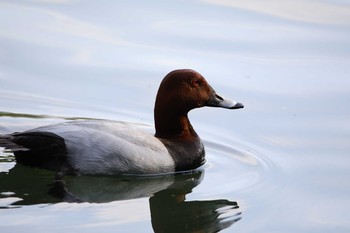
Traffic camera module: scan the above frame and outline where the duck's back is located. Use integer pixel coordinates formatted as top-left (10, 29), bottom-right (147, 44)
top-left (14, 120), bottom-right (176, 175)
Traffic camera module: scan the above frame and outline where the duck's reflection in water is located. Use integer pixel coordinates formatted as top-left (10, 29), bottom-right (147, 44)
top-left (150, 184), bottom-right (241, 233)
top-left (1, 165), bottom-right (242, 232)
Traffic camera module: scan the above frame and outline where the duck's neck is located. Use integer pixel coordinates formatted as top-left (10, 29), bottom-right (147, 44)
top-left (154, 108), bottom-right (198, 139)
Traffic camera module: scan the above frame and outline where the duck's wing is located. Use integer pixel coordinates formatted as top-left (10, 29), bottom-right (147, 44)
top-left (11, 120), bottom-right (175, 175)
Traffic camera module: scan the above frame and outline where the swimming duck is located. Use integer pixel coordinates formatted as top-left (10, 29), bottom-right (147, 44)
top-left (0, 69), bottom-right (243, 176)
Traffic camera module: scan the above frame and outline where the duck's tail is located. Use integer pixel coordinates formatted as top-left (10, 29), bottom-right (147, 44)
top-left (0, 134), bottom-right (29, 151)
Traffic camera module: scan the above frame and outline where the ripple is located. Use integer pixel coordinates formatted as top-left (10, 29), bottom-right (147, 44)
top-left (199, 138), bottom-right (280, 196)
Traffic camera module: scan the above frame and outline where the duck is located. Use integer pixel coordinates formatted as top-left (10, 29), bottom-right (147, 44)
top-left (0, 69), bottom-right (243, 176)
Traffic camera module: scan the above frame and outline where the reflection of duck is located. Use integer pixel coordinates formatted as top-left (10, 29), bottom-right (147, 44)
top-left (150, 194), bottom-right (240, 233)
top-left (52, 169), bottom-right (204, 203)
top-left (51, 169), bottom-right (242, 232)
top-left (0, 165), bottom-right (241, 232)
top-left (0, 69), bottom-right (243, 176)
top-left (0, 165), bottom-right (60, 205)
top-left (150, 178), bottom-right (242, 233)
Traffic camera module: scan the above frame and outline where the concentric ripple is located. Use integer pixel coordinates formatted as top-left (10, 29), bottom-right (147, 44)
top-left (193, 137), bottom-right (280, 197)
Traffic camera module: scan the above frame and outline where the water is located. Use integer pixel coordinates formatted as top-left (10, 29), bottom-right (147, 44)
top-left (1, 1), bottom-right (350, 232)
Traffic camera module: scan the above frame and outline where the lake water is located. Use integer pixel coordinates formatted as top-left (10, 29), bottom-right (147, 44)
top-left (1, 1), bottom-right (350, 232)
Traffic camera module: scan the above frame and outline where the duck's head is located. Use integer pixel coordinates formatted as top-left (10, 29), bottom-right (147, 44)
top-left (155, 69), bottom-right (243, 113)
top-left (154, 69), bottom-right (243, 138)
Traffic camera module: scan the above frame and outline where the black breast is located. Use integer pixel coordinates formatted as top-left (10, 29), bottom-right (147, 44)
top-left (159, 138), bottom-right (205, 171)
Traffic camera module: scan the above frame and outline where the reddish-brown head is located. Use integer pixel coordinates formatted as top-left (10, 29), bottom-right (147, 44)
top-left (154, 69), bottom-right (243, 138)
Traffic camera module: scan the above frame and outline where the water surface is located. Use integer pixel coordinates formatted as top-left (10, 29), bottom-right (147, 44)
top-left (1, 1), bottom-right (350, 232)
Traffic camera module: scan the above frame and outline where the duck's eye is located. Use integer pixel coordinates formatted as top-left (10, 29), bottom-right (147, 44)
top-left (191, 79), bottom-right (201, 87)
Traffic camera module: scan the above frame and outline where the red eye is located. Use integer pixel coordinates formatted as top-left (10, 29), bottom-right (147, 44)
top-left (191, 79), bottom-right (200, 86)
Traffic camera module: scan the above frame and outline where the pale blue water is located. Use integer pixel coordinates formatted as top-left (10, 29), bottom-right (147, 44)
top-left (1, 1), bottom-right (350, 232)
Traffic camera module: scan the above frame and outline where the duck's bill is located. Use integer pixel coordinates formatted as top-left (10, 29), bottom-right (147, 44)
top-left (217, 97), bottom-right (244, 109)
top-left (206, 89), bottom-right (244, 110)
